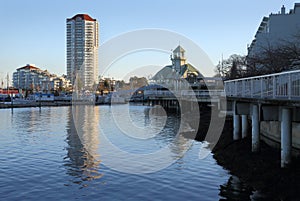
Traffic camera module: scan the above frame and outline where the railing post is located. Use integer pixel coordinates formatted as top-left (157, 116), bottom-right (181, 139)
top-left (288, 73), bottom-right (292, 100)
top-left (234, 81), bottom-right (238, 96)
top-left (229, 83), bottom-right (232, 96)
top-left (260, 78), bottom-right (263, 98)
top-left (273, 76), bottom-right (276, 99)
top-left (242, 80), bottom-right (245, 97)
top-left (251, 79), bottom-right (254, 98)
top-left (246, 80), bottom-right (250, 97)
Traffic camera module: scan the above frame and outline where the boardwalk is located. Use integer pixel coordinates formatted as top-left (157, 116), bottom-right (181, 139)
top-left (224, 70), bottom-right (300, 168)
top-left (225, 69), bottom-right (300, 103)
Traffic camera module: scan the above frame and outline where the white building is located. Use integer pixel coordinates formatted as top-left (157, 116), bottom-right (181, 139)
top-left (13, 64), bottom-right (70, 91)
top-left (13, 64), bottom-right (51, 90)
top-left (66, 14), bottom-right (99, 89)
top-left (248, 3), bottom-right (300, 58)
top-left (50, 75), bottom-right (71, 91)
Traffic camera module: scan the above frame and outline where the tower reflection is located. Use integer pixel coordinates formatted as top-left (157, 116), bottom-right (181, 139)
top-left (64, 105), bottom-right (102, 184)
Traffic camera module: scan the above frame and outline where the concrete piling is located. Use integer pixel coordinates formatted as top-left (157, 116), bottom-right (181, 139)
top-left (281, 108), bottom-right (292, 168)
top-left (233, 101), bottom-right (241, 140)
top-left (233, 115), bottom-right (241, 140)
top-left (241, 115), bottom-right (248, 138)
top-left (252, 104), bottom-right (260, 152)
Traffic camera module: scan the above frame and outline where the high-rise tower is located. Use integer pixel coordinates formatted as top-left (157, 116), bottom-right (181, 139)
top-left (66, 14), bottom-right (99, 89)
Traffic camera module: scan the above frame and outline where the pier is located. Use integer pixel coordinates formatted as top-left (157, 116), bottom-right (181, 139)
top-left (225, 70), bottom-right (300, 168)
top-left (144, 89), bottom-right (225, 110)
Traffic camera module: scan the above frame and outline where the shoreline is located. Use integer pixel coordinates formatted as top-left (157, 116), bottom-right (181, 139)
top-left (212, 118), bottom-right (300, 200)
top-left (0, 101), bottom-right (116, 109)
top-left (0, 101), bottom-right (73, 109)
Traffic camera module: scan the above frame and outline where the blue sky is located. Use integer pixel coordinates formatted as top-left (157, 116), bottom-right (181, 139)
top-left (0, 0), bottom-right (297, 81)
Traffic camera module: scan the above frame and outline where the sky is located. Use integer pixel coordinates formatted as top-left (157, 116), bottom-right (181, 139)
top-left (0, 0), bottom-right (298, 82)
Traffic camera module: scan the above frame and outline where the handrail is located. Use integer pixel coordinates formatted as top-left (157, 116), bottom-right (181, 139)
top-left (224, 70), bottom-right (300, 100)
top-left (144, 89), bottom-right (225, 98)
top-left (225, 69), bottom-right (300, 83)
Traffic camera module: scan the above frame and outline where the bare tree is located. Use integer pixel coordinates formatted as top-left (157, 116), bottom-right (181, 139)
top-left (247, 35), bottom-right (300, 76)
top-left (215, 54), bottom-right (246, 79)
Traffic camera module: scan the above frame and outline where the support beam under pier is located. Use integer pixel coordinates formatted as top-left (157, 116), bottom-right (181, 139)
top-left (233, 101), bottom-right (241, 140)
top-left (281, 108), bottom-right (292, 168)
top-left (242, 115), bottom-right (248, 138)
top-left (252, 104), bottom-right (260, 152)
top-left (233, 115), bottom-right (241, 140)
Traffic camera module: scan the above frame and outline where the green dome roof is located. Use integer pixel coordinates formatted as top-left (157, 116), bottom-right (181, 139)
top-left (152, 63), bottom-right (203, 80)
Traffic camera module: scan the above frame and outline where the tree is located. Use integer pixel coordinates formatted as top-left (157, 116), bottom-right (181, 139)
top-left (103, 79), bottom-right (109, 88)
top-left (215, 54), bottom-right (246, 79)
top-left (129, 76), bottom-right (148, 89)
top-left (247, 35), bottom-right (300, 76)
top-left (229, 60), bottom-right (238, 79)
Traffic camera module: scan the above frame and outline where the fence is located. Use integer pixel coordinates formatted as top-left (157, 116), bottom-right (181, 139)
top-left (225, 70), bottom-right (300, 100)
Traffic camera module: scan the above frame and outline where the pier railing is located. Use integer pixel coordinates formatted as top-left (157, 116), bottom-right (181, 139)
top-left (225, 70), bottom-right (300, 100)
top-left (144, 90), bottom-right (225, 99)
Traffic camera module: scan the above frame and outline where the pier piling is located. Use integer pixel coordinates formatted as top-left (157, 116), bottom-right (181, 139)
top-left (241, 115), bottom-right (248, 138)
top-left (233, 101), bottom-right (241, 140)
top-left (252, 104), bottom-right (260, 152)
top-left (281, 108), bottom-right (292, 168)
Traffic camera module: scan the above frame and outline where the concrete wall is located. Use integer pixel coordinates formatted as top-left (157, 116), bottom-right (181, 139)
top-left (260, 121), bottom-right (300, 155)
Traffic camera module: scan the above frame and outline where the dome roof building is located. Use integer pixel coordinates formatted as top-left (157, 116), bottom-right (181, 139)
top-left (151, 45), bottom-right (204, 89)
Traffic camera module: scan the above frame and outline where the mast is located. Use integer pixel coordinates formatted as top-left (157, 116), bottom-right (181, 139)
top-left (7, 73), bottom-right (9, 96)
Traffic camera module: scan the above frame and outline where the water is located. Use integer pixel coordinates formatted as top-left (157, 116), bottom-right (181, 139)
top-left (0, 105), bottom-right (256, 200)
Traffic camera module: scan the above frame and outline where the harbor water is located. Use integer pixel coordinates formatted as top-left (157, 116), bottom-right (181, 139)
top-left (0, 105), bottom-right (263, 200)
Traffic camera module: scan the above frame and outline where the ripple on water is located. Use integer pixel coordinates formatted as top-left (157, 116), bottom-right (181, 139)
top-left (0, 105), bottom-right (260, 200)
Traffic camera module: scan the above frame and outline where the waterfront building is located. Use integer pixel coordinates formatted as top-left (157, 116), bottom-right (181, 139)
top-left (247, 4), bottom-right (300, 61)
top-left (51, 75), bottom-right (71, 92)
top-left (13, 64), bottom-right (50, 90)
top-left (66, 14), bottom-right (99, 89)
top-left (12, 64), bottom-right (70, 91)
top-left (152, 45), bottom-right (204, 89)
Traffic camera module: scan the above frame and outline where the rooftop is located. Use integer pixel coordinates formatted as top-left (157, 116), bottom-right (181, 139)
top-left (152, 63), bottom-right (203, 80)
top-left (17, 64), bottom-right (40, 71)
top-left (67, 14), bottom-right (96, 22)
top-left (173, 45), bottom-right (185, 53)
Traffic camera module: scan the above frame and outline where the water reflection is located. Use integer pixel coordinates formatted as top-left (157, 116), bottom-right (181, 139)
top-left (97, 105), bottom-right (197, 174)
top-left (64, 106), bottom-right (102, 185)
top-left (11, 108), bottom-right (44, 133)
top-left (157, 114), bottom-right (195, 158)
top-left (0, 106), bottom-right (281, 200)
top-left (219, 176), bottom-right (254, 201)
top-left (144, 106), bottom-right (196, 153)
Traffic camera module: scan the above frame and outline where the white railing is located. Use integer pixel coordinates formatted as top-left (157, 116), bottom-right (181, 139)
top-left (181, 90), bottom-right (225, 97)
top-left (225, 70), bottom-right (300, 100)
top-left (144, 90), bottom-right (174, 97)
top-left (144, 90), bottom-right (225, 98)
